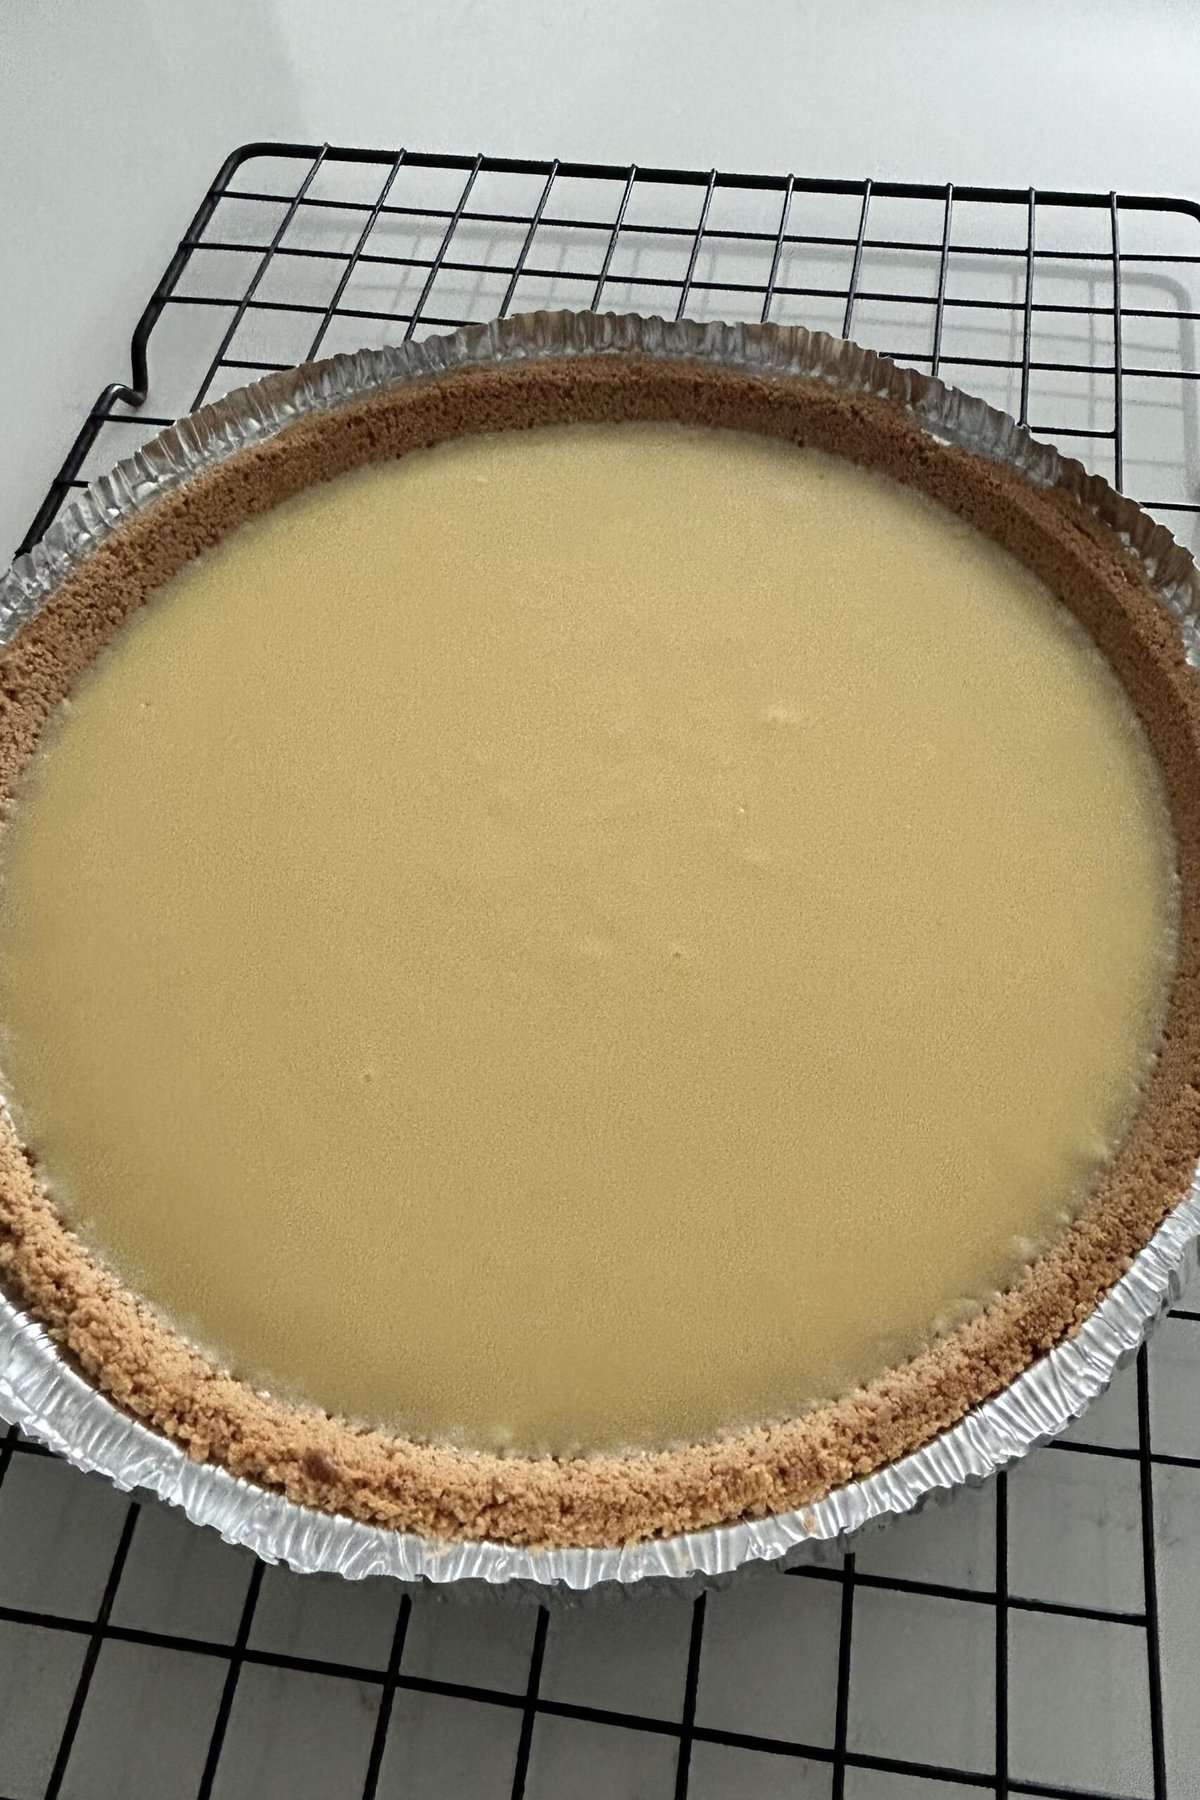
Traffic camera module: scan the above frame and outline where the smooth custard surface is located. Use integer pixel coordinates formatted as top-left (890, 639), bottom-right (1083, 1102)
top-left (0, 424), bottom-right (1177, 1454)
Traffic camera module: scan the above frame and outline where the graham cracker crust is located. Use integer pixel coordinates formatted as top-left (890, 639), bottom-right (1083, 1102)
top-left (1, 355), bottom-right (1198, 1550)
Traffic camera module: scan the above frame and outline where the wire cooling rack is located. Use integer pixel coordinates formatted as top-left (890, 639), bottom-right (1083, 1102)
top-left (3, 141), bottom-right (1200, 1800)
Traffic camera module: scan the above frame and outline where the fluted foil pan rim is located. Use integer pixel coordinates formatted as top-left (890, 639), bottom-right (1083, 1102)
top-left (2, 310), bottom-right (1198, 1592)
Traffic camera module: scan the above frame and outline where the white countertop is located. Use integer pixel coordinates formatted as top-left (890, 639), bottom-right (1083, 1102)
top-left (3, 10), bottom-right (1200, 1797)
top-left (3, 0), bottom-right (1200, 562)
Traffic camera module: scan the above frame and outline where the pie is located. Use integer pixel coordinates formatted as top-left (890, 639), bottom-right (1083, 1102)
top-left (0, 353), bottom-right (1197, 1549)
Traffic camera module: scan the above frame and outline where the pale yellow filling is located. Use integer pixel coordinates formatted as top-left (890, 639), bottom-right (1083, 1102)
top-left (0, 424), bottom-right (1177, 1454)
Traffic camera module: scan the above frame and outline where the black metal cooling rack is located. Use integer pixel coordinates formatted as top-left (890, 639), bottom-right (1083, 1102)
top-left (5, 140), bottom-right (1200, 1800)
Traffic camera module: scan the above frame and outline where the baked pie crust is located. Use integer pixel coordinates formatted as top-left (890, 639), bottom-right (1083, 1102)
top-left (0, 354), bottom-right (1198, 1549)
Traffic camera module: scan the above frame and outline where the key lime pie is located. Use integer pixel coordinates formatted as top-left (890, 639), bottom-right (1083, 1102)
top-left (0, 351), bottom-right (1197, 1549)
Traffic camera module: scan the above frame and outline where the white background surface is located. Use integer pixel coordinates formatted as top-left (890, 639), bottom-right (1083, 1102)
top-left (3, 0), bottom-right (1200, 562)
top-left (2, 7), bottom-right (1200, 1797)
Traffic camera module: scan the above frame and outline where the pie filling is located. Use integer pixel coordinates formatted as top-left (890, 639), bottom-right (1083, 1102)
top-left (0, 422), bottom-right (1177, 1457)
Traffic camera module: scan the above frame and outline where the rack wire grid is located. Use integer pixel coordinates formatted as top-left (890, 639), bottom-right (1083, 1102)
top-left (3, 140), bottom-right (1200, 1800)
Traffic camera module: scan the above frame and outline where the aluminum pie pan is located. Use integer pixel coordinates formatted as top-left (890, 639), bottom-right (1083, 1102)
top-left (1, 310), bottom-right (1199, 1593)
